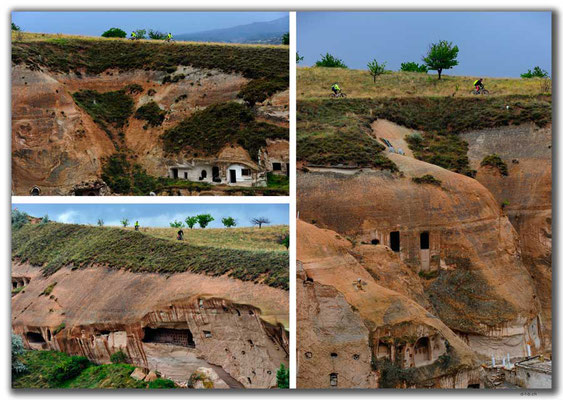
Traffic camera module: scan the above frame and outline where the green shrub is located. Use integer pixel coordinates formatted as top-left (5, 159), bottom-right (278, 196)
top-left (49, 355), bottom-right (90, 385)
top-left (480, 153), bottom-right (508, 176)
top-left (101, 28), bottom-right (127, 38)
top-left (521, 66), bottom-right (549, 78)
top-left (197, 214), bottom-right (214, 229)
top-left (148, 30), bottom-right (167, 40)
top-left (12, 334), bottom-right (27, 376)
top-left (221, 217), bottom-right (236, 228)
top-left (72, 89), bottom-right (134, 129)
top-left (238, 77), bottom-right (288, 106)
top-left (162, 102), bottom-right (288, 160)
top-left (148, 378), bottom-right (176, 389)
top-left (418, 269), bottom-right (439, 279)
top-left (276, 363), bottom-right (289, 389)
top-left (41, 282), bottom-right (57, 296)
top-left (53, 323), bottom-right (65, 336)
top-left (12, 22), bottom-right (21, 31)
top-left (110, 351), bottom-right (128, 364)
top-left (315, 53), bottom-right (347, 68)
top-left (12, 209), bottom-right (29, 230)
top-left (125, 84), bottom-right (143, 94)
top-left (170, 220), bottom-right (184, 228)
top-left (134, 101), bottom-right (166, 127)
top-left (375, 358), bottom-right (416, 388)
top-left (400, 62), bottom-right (428, 73)
top-left (411, 174), bottom-right (442, 186)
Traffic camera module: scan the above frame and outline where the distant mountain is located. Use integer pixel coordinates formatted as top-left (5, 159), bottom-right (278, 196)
top-left (175, 16), bottom-right (289, 45)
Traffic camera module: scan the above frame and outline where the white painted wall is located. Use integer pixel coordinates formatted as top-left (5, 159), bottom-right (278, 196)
top-left (227, 164), bottom-right (254, 185)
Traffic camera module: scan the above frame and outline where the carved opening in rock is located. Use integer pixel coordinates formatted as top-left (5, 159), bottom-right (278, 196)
top-left (171, 168), bottom-right (179, 179)
top-left (247, 377), bottom-right (252, 384)
top-left (468, 384), bottom-right (480, 388)
top-left (242, 168), bottom-right (251, 176)
top-left (235, 309), bottom-right (241, 316)
top-left (248, 309), bottom-right (255, 316)
top-left (26, 331), bottom-right (46, 344)
top-left (306, 276), bottom-right (314, 283)
top-left (98, 330), bottom-right (111, 336)
top-left (273, 162), bottom-right (282, 171)
top-left (143, 327), bottom-right (195, 348)
top-left (377, 341), bottom-right (391, 359)
top-left (414, 337), bottom-right (431, 365)
top-left (371, 239), bottom-right (380, 245)
top-left (353, 354), bottom-right (360, 360)
top-left (200, 170), bottom-right (207, 180)
top-left (390, 231), bottom-right (400, 252)
top-left (212, 166), bottom-right (220, 182)
top-left (329, 373), bottom-right (338, 387)
top-left (30, 186), bottom-right (40, 196)
top-left (74, 188), bottom-right (100, 196)
top-left (330, 352), bottom-right (338, 358)
top-left (305, 352), bottom-right (312, 359)
top-left (248, 339), bottom-right (254, 346)
top-left (286, 163), bottom-right (289, 177)
top-left (420, 231), bottom-right (430, 250)
top-left (203, 330), bottom-right (212, 338)
top-left (46, 330), bottom-right (52, 341)
top-left (184, 172), bottom-right (188, 179)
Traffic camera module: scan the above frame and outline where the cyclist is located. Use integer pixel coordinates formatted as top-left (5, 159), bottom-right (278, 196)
top-left (130, 31), bottom-right (137, 40)
top-left (166, 32), bottom-right (173, 42)
top-left (331, 83), bottom-right (341, 96)
top-left (473, 78), bottom-right (484, 93)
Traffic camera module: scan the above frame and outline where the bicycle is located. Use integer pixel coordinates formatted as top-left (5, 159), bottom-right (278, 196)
top-left (471, 86), bottom-right (489, 95)
top-left (329, 92), bottom-right (347, 98)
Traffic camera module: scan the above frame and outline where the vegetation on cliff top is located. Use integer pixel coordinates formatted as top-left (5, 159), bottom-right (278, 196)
top-left (12, 222), bottom-right (289, 290)
top-left (298, 95), bottom-right (551, 174)
top-left (162, 102), bottom-right (288, 160)
top-left (12, 35), bottom-right (289, 82)
top-left (134, 101), bottom-right (166, 127)
top-left (12, 349), bottom-right (176, 389)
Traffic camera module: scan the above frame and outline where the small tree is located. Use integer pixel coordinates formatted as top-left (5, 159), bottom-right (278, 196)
top-left (11, 209), bottom-right (29, 230)
top-left (282, 235), bottom-right (289, 249)
top-left (185, 216), bottom-right (198, 229)
top-left (296, 52), bottom-right (304, 64)
top-left (101, 27), bottom-right (127, 38)
top-left (12, 334), bottom-right (27, 376)
top-left (170, 220), bottom-right (185, 228)
top-left (251, 217), bottom-right (270, 229)
top-left (11, 22), bottom-right (21, 31)
top-left (148, 29), bottom-right (167, 40)
top-left (367, 59), bottom-right (387, 83)
top-left (282, 32), bottom-right (289, 45)
top-left (110, 350), bottom-right (129, 364)
top-left (197, 214), bottom-right (214, 229)
top-left (521, 66), bottom-right (549, 78)
top-left (221, 217), bottom-right (237, 228)
top-left (315, 53), bottom-right (348, 68)
top-left (422, 40), bottom-right (459, 80)
top-left (132, 29), bottom-right (147, 39)
top-left (400, 61), bottom-right (428, 73)
top-left (276, 363), bottom-right (289, 389)
top-left (97, 218), bottom-right (104, 227)
top-left (120, 218), bottom-right (129, 228)
top-left (40, 214), bottom-right (49, 225)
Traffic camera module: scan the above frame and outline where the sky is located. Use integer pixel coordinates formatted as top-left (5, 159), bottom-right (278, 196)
top-left (11, 11), bottom-right (287, 36)
top-left (297, 12), bottom-right (552, 77)
top-left (12, 203), bottom-right (288, 228)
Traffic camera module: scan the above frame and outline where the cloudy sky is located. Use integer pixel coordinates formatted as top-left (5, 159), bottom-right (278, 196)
top-left (298, 11), bottom-right (552, 77)
top-left (12, 203), bottom-right (288, 228)
top-left (12, 11), bottom-right (287, 36)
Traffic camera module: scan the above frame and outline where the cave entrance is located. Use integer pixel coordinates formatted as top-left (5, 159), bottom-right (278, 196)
top-left (467, 384), bottom-right (480, 389)
top-left (390, 231), bottom-right (400, 252)
top-left (26, 331), bottom-right (46, 344)
top-left (371, 239), bottom-right (380, 245)
top-left (30, 186), bottom-right (40, 196)
top-left (420, 231), bottom-right (429, 250)
top-left (272, 162), bottom-right (282, 171)
top-left (171, 168), bottom-right (178, 179)
top-left (329, 373), bottom-right (338, 387)
top-left (286, 163), bottom-right (290, 177)
top-left (200, 170), bottom-right (207, 180)
top-left (229, 169), bottom-right (237, 183)
top-left (143, 327), bottom-right (195, 348)
top-left (414, 337), bottom-right (431, 366)
top-left (212, 166), bottom-right (220, 182)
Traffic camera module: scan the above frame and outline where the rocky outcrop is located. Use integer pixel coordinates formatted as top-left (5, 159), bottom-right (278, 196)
top-left (12, 261), bottom-right (288, 388)
top-left (297, 153), bottom-right (545, 364)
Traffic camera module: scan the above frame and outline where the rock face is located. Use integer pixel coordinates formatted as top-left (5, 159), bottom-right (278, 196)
top-left (297, 220), bottom-right (480, 389)
top-left (12, 262), bottom-right (288, 388)
top-left (461, 124), bottom-right (552, 349)
top-left (297, 148), bottom-right (549, 387)
top-left (12, 63), bottom-right (289, 195)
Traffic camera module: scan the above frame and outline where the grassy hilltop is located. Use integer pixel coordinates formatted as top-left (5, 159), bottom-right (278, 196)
top-left (12, 223), bottom-right (289, 290)
top-left (297, 67), bottom-right (552, 175)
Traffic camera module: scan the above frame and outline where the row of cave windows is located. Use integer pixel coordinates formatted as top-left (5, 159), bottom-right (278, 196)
top-left (304, 351), bottom-right (360, 361)
top-left (373, 231), bottom-right (430, 252)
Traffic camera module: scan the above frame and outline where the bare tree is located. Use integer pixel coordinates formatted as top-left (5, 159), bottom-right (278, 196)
top-left (251, 217), bottom-right (271, 229)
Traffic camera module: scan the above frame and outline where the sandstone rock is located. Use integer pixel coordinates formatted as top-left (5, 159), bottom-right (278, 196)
top-left (130, 367), bottom-right (147, 381)
top-left (143, 370), bottom-right (158, 382)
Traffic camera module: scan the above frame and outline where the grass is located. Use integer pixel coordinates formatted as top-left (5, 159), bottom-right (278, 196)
top-left (411, 174), bottom-right (442, 186)
top-left (297, 95), bottom-right (551, 172)
top-left (267, 173), bottom-right (289, 191)
top-left (139, 225), bottom-right (289, 252)
top-left (12, 222), bottom-right (289, 290)
top-left (12, 350), bottom-right (176, 389)
top-left (297, 67), bottom-right (551, 99)
top-left (12, 32), bottom-right (288, 82)
top-left (480, 153), bottom-right (509, 176)
top-left (162, 102), bottom-right (288, 160)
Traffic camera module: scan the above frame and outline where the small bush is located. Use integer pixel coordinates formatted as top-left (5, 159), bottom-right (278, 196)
top-left (12, 209), bottom-right (29, 230)
top-left (148, 378), bottom-right (176, 389)
top-left (134, 101), bottom-right (166, 127)
top-left (412, 174), bottom-right (442, 186)
top-left (110, 351), bottom-right (128, 364)
top-left (480, 153), bottom-right (508, 176)
top-left (521, 66), bottom-right (549, 78)
top-left (101, 28), bottom-right (127, 38)
top-left (315, 53), bottom-right (348, 68)
top-left (41, 282), bottom-right (57, 296)
top-left (400, 62), bottom-right (428, 73)
top-left (238, 77), bottom-right (288, 106)
top-left (221, 217), bottom-right (237, 228)
top-left (53, 323), bottom-right (65, 336)
top-left (276, 364), bottom-right (289, 389)
top-left (418, 269), bottom-right (439, 279)
top-left (49, 356), bottom-right (90, 385)
top-left (125, 84), bottom-right (143, 94)
top-left (375, 358), bottom-right (416, 388)
top-left (12, 334), bottom-right (27, 376)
